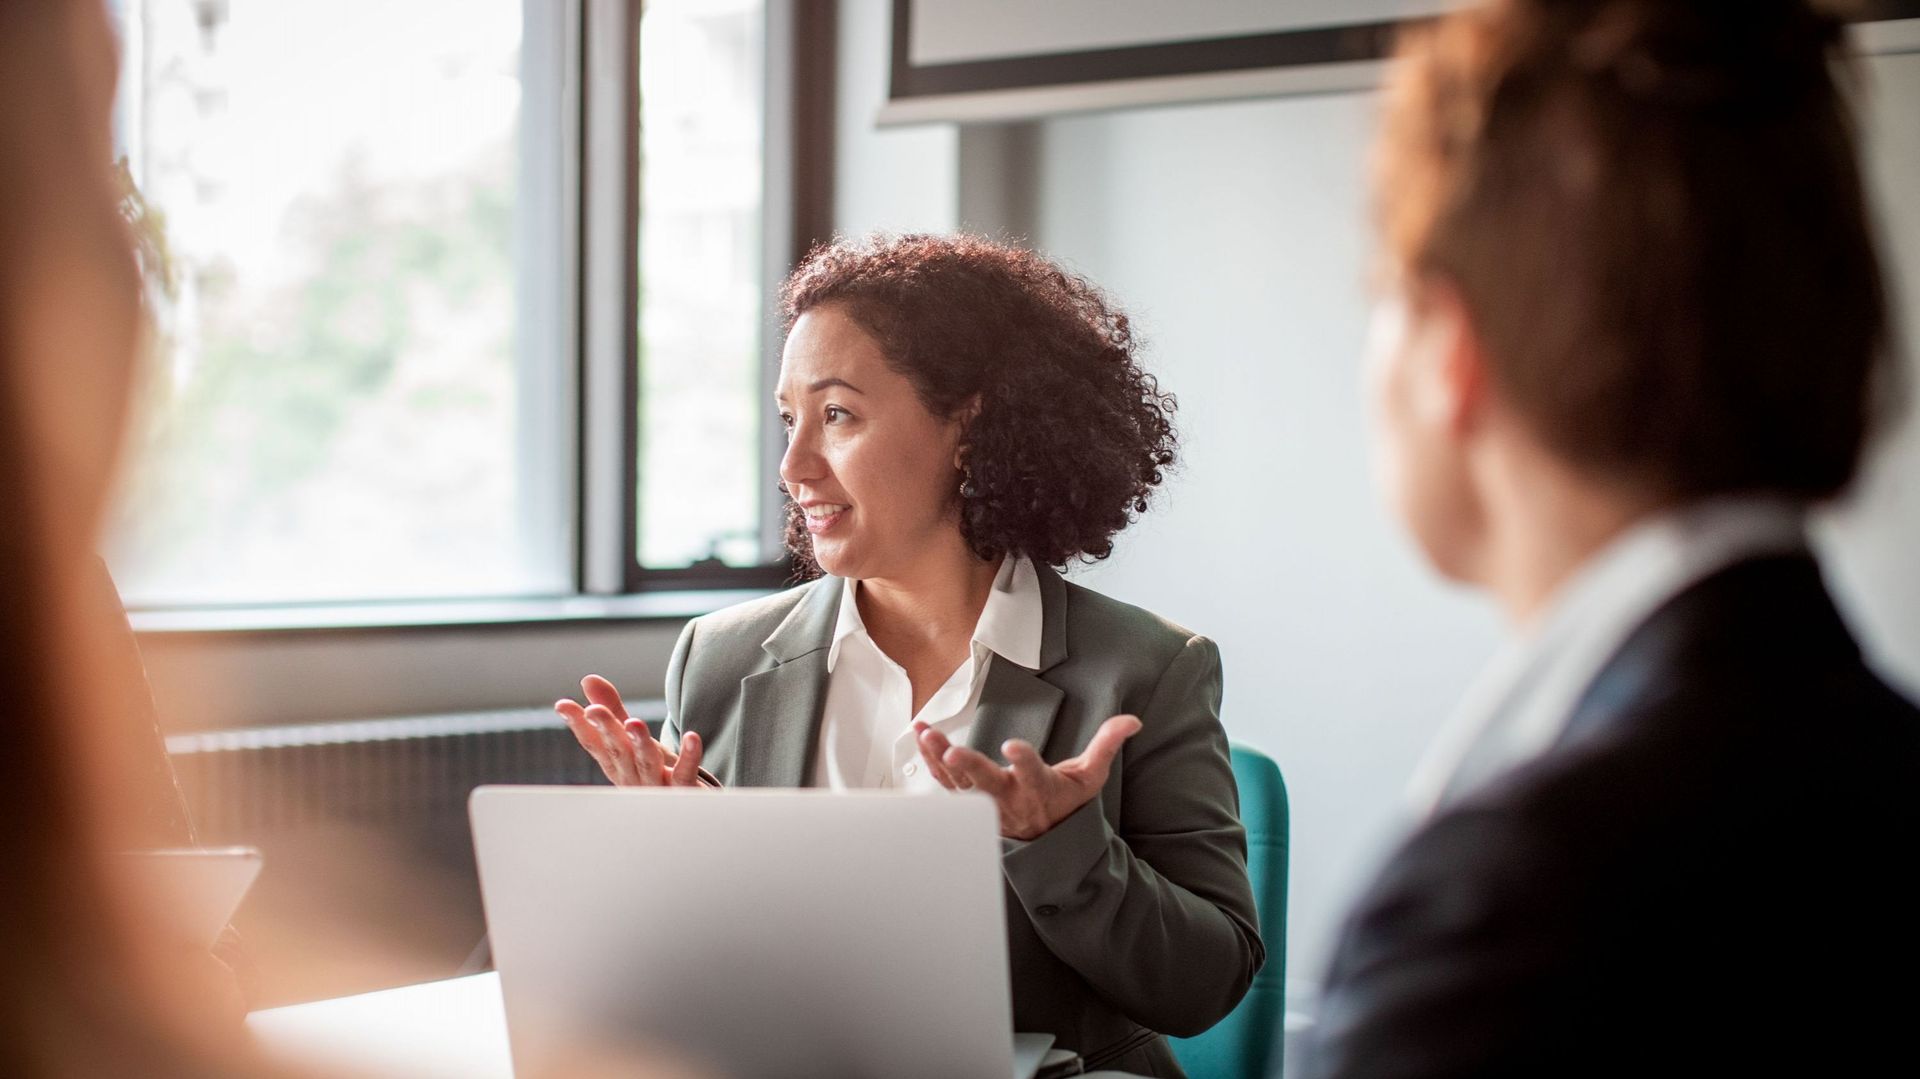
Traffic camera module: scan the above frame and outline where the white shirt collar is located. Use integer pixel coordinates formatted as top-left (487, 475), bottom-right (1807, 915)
top-left (1406, 497), bottom-right (1809, 816)
top-left (827, 555), bottom-right (1045, 674)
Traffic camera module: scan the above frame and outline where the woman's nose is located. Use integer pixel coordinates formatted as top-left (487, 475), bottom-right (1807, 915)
top-left (779, 424), bottom-right (826, 488)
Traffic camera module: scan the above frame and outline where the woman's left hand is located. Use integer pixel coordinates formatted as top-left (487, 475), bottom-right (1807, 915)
top-left (913, 715), bottom-right (1142, 840)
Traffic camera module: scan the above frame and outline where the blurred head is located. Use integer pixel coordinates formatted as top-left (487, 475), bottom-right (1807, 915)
top-left (1, 0), bottom-right (142, 552)
top-left (0, 2), bottom-right (257, 1074)
top-left (2, 0), bottom-right (140, 883)
top-left (777, 233), bottom-right (1177, 582)
top-left (1367, 0), bottom-right (1891, 579)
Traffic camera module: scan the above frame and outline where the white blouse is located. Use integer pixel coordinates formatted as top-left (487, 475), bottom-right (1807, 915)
top-left (809, 555), bottom-right (1044, 791)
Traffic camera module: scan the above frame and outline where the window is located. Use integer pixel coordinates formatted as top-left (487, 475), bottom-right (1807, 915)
top-left (106, 0), bottom-right (811, 612)
top-left (636, 0), bottom-right (771, 572)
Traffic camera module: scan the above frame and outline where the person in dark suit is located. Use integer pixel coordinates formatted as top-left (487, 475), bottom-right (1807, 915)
top-left (1304, 1), bottom-right (1920, 1076)
top-left (556, 234), bottom-right (1262, 1076)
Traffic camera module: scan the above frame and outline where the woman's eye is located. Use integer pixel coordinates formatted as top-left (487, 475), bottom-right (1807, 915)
top-left (824, 405), bottom-right (849, 424)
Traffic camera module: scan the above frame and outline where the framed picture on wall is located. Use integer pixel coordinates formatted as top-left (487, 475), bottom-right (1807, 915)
top-left (881, 0), bottom-right (1920, 125)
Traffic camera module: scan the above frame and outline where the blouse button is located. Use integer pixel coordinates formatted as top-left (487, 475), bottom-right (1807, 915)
top-left (1036, 905), bottom-right (1060, 917)
top-left (904, 762), bottom-right (919, 776)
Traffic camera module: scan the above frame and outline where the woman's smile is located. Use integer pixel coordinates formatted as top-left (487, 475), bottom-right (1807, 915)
top-left (801, 500), bottom-right (851, 535)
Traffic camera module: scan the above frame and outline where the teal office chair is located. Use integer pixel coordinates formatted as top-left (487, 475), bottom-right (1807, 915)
top-left (1170, 743), bottom-right (1289, 1079)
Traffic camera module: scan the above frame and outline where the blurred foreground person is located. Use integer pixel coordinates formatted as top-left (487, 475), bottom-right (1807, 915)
top-left (0, 0), bottom-right (261, 1073)
top-left (0, 3), bottom-right (707, 1077)
top-left (1308, 1), bottom-right (1920, 1076)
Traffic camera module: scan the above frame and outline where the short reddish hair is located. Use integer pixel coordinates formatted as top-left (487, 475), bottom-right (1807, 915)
top-left (1376, 0), bottom-right (1892, 501)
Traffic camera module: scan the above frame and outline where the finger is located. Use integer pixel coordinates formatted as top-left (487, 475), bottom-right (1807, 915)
top-left (556, 691), bottom-right (614, 767)
top-left (580, 674), bottom-right (632, 724)
top-left (585, 704), bottom-right (639, 785)
top-left (943, 745), bottom-right (1012, 796)
top-left (555, 697), bottom-right (591, 742)
top-left (556, 697), bottom-right (596, 739)
top-left (635, 721), bottom-right (680, 769)
top-left (670, 732), bottom-right (703, 786)
top-left (628, 717), bottom-right (668, 785)
top-left (1002, 739), bottom-right (1050, 788)
top-left (555, 699), bottom-right (613, 771)
top-left (598, 707), bottom-right (645, 785)
top-left (913, 722), bottom-right (958, 782)
top-left (1077, 714), bottom-right (1144, 779)
top-left (914, 725), bottom-right (961, 790)
top-left (912, 720), bottom-right (950, 754)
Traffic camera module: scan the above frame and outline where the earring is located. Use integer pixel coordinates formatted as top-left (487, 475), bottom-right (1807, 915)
top-left (959, 465), bottom-right (978, 500)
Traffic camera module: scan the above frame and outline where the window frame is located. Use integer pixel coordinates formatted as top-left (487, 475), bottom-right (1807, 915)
top-left (116, 0), bottom-right (835, 625)
top-left (584, 0), bottom-right (835, 599)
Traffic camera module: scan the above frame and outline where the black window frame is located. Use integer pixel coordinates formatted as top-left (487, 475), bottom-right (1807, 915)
top-left (591, 0), bottom-right (836, 598)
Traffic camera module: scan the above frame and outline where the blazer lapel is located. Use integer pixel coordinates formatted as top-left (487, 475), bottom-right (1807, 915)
top-left (735, 655), bottom-right (830, 787)
top-left (967, 562), bottom-right (1070, 764)
top-left (967, 659), bottom-right (1066, 765)
top-left (733, 577), bottom-right (841, 788)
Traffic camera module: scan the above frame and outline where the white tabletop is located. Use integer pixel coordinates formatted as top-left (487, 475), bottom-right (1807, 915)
top-left (248, 973), bottom-right (1146, 1078)
top-left (250, 973), bottom-right (513, 1078)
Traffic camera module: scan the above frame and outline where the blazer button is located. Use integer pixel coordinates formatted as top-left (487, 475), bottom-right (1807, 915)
top-left (1035, 905), bottom-right (1060, 917)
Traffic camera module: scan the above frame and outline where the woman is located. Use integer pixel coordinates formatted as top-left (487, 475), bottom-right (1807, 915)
top-left (557, 234), bottom-right (1262, 1076)
top-left (0, 0), bottom-right (265, 1073)
top-left (0, 9), bottom-right (707, 1074)
top-left (1305, 1), bottom-right (1916, 1077)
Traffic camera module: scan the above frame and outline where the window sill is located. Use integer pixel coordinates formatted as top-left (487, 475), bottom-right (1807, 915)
top-left (128, 588), bottom-right (782, 638)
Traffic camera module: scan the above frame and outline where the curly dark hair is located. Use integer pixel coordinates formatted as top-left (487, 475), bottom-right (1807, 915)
top-left (779, 233), bottom-right (1177, 579)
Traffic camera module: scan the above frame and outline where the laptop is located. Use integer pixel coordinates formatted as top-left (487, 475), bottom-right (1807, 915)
top-left (470, 787), bottom-right (1052, 1079)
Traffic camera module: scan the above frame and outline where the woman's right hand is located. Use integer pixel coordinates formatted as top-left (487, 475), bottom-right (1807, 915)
top-left (555, 674), bottom-right (705, 787)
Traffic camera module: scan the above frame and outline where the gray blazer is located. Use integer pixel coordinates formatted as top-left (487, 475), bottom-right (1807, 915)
top-left (660, 562), bottom-right (1263, 1077)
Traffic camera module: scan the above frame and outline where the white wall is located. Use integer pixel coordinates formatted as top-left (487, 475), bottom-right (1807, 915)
top-left (834, 0), bottom-right (957, 235)
top-left (1024, 92), bottom-right (1501, 1001)
top-left (830, 0), bottom-right (1920, 1008)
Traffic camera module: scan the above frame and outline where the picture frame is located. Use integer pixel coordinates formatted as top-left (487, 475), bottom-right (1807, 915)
top-left (880, 0), bottom-right (1920, 125)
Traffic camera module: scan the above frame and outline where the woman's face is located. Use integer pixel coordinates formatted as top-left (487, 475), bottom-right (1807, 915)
top-left (1364, 280), bottom-right (1481, 583)
top-left (777, 304), bottom-right (968, 581)
top-left (7, 0), bottom-right (142, 551)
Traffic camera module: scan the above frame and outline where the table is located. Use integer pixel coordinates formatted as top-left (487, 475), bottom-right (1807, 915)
top-left (250, 974), bottom-right (512, 1078)
top-left (248, 974), bottom-right (1147, 1077)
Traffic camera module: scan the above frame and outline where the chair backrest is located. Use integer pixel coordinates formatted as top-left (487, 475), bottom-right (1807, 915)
top-left (1170, 742), bottom-right (1289, 1079)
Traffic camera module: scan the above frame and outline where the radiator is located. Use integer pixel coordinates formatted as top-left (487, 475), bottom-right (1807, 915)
top-left (164, 703), bottom-right (666, 1005)
top-left (165, 706), bottom-right (666, 839)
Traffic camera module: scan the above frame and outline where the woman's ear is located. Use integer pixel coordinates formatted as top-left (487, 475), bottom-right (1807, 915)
top-left (1409, 281), bottom-right (1490, 440)
top-left (951, 395), bottom-right (984, 470)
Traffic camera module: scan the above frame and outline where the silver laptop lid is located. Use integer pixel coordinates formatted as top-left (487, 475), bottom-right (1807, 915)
top-left (470, 787), bottom-right (1015, 1079)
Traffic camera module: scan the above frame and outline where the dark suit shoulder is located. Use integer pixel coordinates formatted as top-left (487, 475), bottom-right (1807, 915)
top-left (1310, 797), bottom-right (1579, 1079)
top-left (1540, 554), bottom-right (1920, 825)
top-left (1310, 555), bottom-right (1920, 1079)
top-left (1468, 558), bottom-right (1920, 883)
